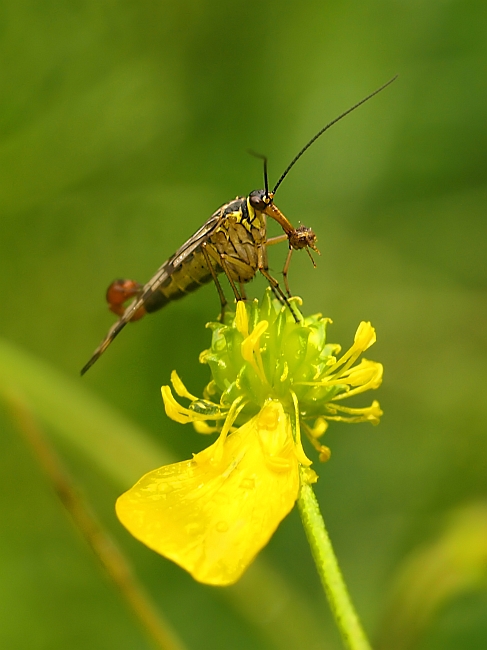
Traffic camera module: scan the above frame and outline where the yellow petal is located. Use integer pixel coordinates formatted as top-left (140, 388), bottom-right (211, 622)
top-left (116, 401), bottom-right (300, 586)
top-left (161, 385), bottom-right (194, 423)
top-left (332, 360), bottom-right (383, 399)
top-left (324, 321), bottom-right (377, 377)
top-left (306, 417), bottom-right (329, 439)
top-left (325, 400), bottom-right (383, 424)
top-left (161, 385), bottom-right (226, 425)
top-left (354, 321), bottom-right (376, 350)
top-left (192, 421), bottom-right (220, 435)
top-left (170, 370), bottom-right (197, 401)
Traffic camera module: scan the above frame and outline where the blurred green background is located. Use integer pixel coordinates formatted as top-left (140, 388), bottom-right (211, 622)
top-left (1, 1), bottom-right (486, 648)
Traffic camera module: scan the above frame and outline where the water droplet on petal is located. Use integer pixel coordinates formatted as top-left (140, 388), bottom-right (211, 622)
top-left (185, 522), bottom-right (203, 535)
top-left (240, 477), bottom-right (255, 490)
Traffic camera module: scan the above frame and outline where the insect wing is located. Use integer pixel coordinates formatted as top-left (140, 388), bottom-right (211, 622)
top-left (140, 209), bottom-right (224, 302)
top-left (81, 209), bottom-right (225, 374)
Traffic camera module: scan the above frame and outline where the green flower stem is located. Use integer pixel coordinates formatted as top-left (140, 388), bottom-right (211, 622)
top-left (297, 469), bottom-right (372, 650)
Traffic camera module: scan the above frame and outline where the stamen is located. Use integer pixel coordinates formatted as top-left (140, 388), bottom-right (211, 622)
top-left (291, 391), bottom-right (312, 467)
top-left (207, 396), bottom-right (248, 464)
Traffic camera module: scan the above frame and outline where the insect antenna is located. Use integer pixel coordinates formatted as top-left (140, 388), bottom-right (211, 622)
top-left (272, 75), bottom-right (398, 195)
top-left (248, 150), bottom-right (270, 201)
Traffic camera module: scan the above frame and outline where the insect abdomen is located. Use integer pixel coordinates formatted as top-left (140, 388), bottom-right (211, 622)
top-left (144, 249), bottom-right (216, 313)
top-left (143, 201), bottom-right (267, 314)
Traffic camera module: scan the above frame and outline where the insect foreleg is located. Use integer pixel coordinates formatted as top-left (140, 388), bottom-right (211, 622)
top-left (264, 272), bottom-right (286, 305)
top-left (264, 235), bottom-right (296, 297)
top-left (256, 245), bottom-right (300, 323)
top-left (258, 266), bottom-right (300, 323)
top-left (265, 234), bottom-right (288, 247)
top-left (282, 248), bottom-right (294, 297)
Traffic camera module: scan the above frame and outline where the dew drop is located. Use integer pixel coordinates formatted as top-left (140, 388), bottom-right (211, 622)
top-left (185, 522), bottom-right (203, 535)
top-left (240, 478), bottom-right (255, 490)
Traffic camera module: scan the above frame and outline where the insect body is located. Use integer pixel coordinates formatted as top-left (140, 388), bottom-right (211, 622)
top-left (81, 77), bottom-right (397, 375)
top-left (81, 191), bottom-right (317, 375)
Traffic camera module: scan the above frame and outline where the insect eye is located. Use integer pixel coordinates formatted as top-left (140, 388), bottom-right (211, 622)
top-left (249, 190), bottom-right (269, 211)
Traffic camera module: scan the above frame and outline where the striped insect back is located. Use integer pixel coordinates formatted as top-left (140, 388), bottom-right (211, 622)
top-left (136, 196), bottom-right (268, 314)
top-left (81, 77), bottom-right (396, 375)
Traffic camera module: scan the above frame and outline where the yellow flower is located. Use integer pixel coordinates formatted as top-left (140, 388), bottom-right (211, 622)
top-left (116, 291), bottom-right (383, 585)
top-left (116, 400), bottom-right (305, 585)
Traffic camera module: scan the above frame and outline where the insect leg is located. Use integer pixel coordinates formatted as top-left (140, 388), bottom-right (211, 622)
top-left (282, 248), bottom-right (293, 297)
top-left (204, 245), bottom-right (243, 302)
top-left (265, 234), bottom-right (288, 247)
top-left (201, 243), bottom-right (228, 317)
top-left (268, 278), bottom-right (286, 305)
top-left (257, 245), bottom-right (300, 323)
top-left (218, 255), bottom-right (245, 301)
top-left (259, 267), bottom-right (300, 322)
top-left (262, 234), bottom-right (295, 297)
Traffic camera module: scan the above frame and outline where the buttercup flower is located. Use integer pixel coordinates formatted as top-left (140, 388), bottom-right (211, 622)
top-left (116, 290), bottom-right (383, 585)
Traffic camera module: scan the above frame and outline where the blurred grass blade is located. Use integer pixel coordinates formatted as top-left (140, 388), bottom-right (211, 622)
top-left (0, 337), bottom-right (173, 486)
top-left (375, 503), bottom-right (487, 650)
top-left (6, 391), bottom-right (187, 650)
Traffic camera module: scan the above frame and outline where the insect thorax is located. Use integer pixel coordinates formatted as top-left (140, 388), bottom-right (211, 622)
top-left (218, 195), bottom-right (266, 233)
top-left (208, 195), bottom-right (267, 284)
